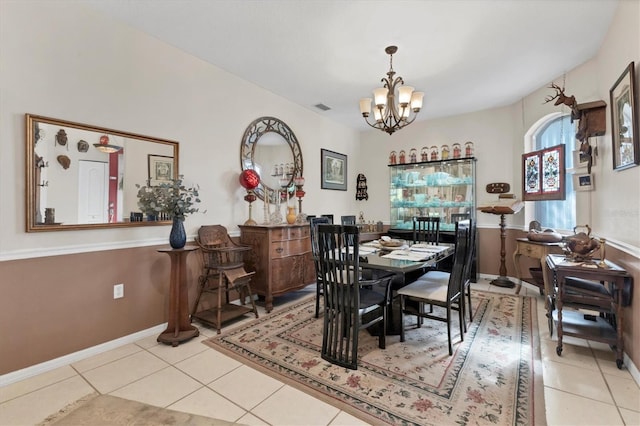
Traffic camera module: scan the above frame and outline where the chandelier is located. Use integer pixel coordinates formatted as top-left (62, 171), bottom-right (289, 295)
top-left (359, 46), bottom-right (424, 135)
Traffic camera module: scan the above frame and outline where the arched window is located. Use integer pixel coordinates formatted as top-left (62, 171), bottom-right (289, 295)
top-left (526, 114), bottom-right (576, 231)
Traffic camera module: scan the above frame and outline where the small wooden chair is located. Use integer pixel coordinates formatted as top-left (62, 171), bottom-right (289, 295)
top-left (191, 225), bottom-right (258, 333)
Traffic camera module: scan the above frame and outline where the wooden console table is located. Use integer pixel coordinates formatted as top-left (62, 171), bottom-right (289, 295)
top-left (513, 238), bottom-right (564, 309)
top-left (157, 247), bottom-right (199, 346)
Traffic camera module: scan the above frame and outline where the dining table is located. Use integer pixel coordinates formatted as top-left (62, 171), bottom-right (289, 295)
top-left (358, 240), bottom-right (455, 335)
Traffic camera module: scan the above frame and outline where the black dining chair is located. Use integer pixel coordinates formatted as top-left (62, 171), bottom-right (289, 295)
top-left (317, 224), bottom-right (393, 370)
top-left (412, 216), bottom-right (441, 245)
top-left (309, 216), bottom-right (331, 318)
top-left (397, 220), bottom-right (470, 355)
top-left (340, 215), bottom-right (356, 225)
top-left (321, 214), bottom-right (334, 224)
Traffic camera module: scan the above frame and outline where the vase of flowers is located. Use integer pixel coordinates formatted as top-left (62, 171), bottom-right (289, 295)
top-left (136, 175), bottom-right (202, 249)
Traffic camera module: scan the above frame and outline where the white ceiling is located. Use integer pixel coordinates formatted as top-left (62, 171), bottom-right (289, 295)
top-left (83, 0), bottom-right (619, 131)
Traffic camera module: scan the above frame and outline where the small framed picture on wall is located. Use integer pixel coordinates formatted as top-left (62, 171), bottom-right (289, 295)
top-left (573, 173), bottom-right (594, 191)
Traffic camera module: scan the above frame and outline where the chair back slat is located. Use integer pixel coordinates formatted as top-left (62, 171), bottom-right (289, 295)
top-left (413, 216), bottom-right (441, 245)
top-left (447, 222), bottom-right (469, 301)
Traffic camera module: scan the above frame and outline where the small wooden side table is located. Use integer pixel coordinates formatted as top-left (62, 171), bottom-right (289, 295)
top-left (546, 254), bottom-right (632, 369)
top-left (513, 238), bottom-right (564, 309)
top-left (157, 247), bottom-right (199, 346)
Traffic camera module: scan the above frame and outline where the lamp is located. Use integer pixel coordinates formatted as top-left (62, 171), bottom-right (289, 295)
top-left (359, 46), bottom-right (424, 135)
top-left (294, 175), bottom-right (305, 221)
top-left (94, 135), bottom-right (123, 153)
top-left (239, 169), bottom-right (260, 226)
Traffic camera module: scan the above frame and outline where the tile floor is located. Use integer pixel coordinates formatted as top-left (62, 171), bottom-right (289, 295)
top-left (1, 280), bottom-right (639, 425)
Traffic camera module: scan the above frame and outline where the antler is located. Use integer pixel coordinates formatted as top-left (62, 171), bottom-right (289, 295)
top-left (544, 83), bottom-right (565, 104)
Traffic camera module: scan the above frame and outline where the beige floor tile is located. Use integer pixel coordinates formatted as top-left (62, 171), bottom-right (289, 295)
top-left (543, 360), bottom-right (614, 404)
top-left (71, 343), bottom-right (142, 372)
top-left (174, 347), bottom-right (242, 384)
top-left (81, 350), bottom-right (169, 393)
top-left (329, 410), bottom-right (372, 425)
top-left (605, 373), bottom-right (640, 411)
top-left (540, 338), bottom-right (600, 371)
top-left (135, 333), bottom-right (163, 349)
top-left (167, 386), bottom-right (246, 422)
top-left (110, 366), bottom-right (203, 407)
top-left (0, 365), bottom-right (77, 403)
top-left (236, 411), bottom-right (269, 425)
top-left (208, 364), bottom-right (283, 410)
top-left (252, 385), bottom-right (340, 426)
top-left (544, 387), bottom-right (623, 425)
top-left (146, 335), bottom-right (209, 365)
top-left (593, 347), bottom-right (632, 378)
top-left (619, 407), bottom-right (640, 426)
top-left (0, 376), bottom-right (94, 426)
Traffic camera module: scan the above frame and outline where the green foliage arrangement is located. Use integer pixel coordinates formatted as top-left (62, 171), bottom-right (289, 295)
top-left (136, 175), bottom-right (202, 221)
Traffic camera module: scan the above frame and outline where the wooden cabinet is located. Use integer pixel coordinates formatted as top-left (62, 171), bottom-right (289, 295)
top-left (239, 224), bottom-right (315, 312)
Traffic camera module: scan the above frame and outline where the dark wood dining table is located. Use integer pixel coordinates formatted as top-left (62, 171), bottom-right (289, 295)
top-left (359, 243), bottom-right (455, 335)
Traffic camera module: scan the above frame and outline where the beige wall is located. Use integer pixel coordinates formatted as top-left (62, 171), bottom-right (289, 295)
top-left (1, 0), bottom-right (638, 377)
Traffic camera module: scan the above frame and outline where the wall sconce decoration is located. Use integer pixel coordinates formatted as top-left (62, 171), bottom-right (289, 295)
top-left (55, 129), bottom-right (67, 147)
top-left (77, 139), bottom-right (89, 153)
top-left (57, 155), bottom-right (70, 170)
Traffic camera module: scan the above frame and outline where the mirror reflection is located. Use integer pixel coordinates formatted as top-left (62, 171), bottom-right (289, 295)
top-left (240, 116), bottom-right (303, 202)
top-left (26, 114), bottom-right (179, 231)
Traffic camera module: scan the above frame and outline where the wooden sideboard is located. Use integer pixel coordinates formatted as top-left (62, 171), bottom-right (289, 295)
top-left (239, 224), bottom-right (315, 312)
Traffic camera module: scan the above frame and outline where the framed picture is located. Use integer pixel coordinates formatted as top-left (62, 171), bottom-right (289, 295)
top-left (321, 149), bottom-right (347, 191)
top-left (522, 143), bottom-right (565, 201)
top-left (573, 173), bottom-right (594, 191)
top-left (572, 149), bottom-right (592, 169)
top-left (148, 154), bottom-right (174, 186)
top-left (610, 61), bottom-right (639, 170)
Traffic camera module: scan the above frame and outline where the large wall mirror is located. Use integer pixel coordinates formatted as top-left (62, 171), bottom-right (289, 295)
top-left (26, 114), bottom-right (179, 232)
top-left (240, 116), bottom-right (303, 203)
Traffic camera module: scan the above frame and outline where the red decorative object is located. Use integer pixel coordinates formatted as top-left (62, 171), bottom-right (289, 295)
top-left (99, 135), bottom-right (109, 145)
top-left (239, 169), bottom-right (260, 190)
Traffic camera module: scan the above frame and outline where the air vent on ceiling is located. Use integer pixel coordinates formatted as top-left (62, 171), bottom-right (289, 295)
top-left (314, 103), bottom-right (331, 111)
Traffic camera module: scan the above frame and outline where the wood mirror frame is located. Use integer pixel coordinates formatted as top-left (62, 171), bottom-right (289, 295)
top-left (26, 114), bottom-right (179, 232)
top-left (240, 116), bottom-right (303, 203)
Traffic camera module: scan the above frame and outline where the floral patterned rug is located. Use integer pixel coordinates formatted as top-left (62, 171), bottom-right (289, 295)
top-left (204, 290), bottom-right (545, 425)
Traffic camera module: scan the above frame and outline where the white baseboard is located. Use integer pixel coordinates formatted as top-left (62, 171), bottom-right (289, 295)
top-left (0, 323), bottom-right (167, 387)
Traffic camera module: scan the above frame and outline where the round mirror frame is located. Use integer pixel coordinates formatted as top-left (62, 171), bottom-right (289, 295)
top-left (240, 116), bottom-right (303, 203)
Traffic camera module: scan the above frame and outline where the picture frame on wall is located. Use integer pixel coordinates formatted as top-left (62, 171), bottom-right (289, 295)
top-left (610, 61), bottom-right (639, 170)
top-left (572, 149), bottom-right (592, 169)
top-left (321, 149), bottom-right (347, 191)
top-left (573, 173), bottom-right (595, 191)
top-left (522, 143), bottom-right (565, 201)
top-left (148, 154), bottom-right (174, 186)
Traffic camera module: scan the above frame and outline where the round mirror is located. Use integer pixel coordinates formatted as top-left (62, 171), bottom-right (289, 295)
top-left (240, 117), bottom-right (303, 202)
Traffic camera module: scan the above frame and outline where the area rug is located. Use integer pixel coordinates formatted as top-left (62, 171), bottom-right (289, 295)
top-left (204, 290), bottom-right (545, 426)
top-left (38, 393), bottom-right (234, 425)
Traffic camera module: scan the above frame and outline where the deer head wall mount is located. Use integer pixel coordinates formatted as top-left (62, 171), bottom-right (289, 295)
top-left (543, 82), bottom-right (607, 174)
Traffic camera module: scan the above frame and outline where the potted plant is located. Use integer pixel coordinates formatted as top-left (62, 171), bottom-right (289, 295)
top-left (136, 175), bottom-right (202, 248)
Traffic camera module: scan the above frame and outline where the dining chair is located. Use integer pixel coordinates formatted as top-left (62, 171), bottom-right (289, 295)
top-left (340, 215), bottom-right (356, 225)
top-left (321, 214), bottom-right (334, 224)
top-left (397, 221), bottom-right (470, 355)
top-left (317, 224), bottom-right (393, 370)
top-left (412, 216), bottom-right (441, 245)
top-left (461, 219), bottom-right (476, 328)
top-left (309, 216), bottom-right (331, 318)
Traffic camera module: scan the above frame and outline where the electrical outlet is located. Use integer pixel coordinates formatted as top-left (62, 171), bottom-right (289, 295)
top-left (113, 283), bottom-right (124, 299)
